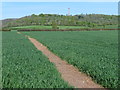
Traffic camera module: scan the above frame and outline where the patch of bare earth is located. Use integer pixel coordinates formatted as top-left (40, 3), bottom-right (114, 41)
top-left (27, 36), bottom-right (104, 88)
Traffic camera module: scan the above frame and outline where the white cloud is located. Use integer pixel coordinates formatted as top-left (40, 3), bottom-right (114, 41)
top-left (1, 0), bottom-right (120, 2)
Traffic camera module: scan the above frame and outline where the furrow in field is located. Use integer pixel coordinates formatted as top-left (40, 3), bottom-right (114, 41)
top-left (27, 35), bottom-right (103, 88)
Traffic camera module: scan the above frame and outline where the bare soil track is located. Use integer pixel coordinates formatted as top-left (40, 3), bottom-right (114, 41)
top-left (25, 35), bottom-right (104, 88)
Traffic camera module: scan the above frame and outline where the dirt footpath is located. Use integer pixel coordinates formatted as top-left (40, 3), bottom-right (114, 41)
top-left (26, 36), bottom-right (105, 88)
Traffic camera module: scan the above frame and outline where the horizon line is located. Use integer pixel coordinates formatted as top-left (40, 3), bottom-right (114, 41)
top-left (1, 13), bottom-right (118, 20)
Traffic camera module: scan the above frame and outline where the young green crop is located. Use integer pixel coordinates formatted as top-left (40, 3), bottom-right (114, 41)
top-left (2, 32), bottom-right (72, 88)
top-left (10, 25), bottom-right (118, 30)
top-left (23, 30), bottom-right (118, 88)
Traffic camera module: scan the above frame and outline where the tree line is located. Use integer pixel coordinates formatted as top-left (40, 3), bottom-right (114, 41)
top-left (2, 14), bottom-right (118, 28)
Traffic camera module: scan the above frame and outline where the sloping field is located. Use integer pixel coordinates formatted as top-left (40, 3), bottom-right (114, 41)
top-left (23, 30), bottom-right (118, 88)
top-left (10, 25), bottom-right (118, 30)
top-left (2, 32), bottom-right (71, 88)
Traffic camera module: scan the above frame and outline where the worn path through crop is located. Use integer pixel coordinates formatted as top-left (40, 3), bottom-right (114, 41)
top-left (17, 32), bottom-right (104, 88)
top-left (24, 35), bottom-right (105, 88)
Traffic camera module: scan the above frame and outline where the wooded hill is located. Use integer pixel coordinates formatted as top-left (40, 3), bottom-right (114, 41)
top-left (2, 14), bottom-right (118, 28)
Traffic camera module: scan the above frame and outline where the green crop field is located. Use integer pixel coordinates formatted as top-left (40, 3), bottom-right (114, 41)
top-left (10, 25), bottom-right (118, 30)
top-left (23, 30), bottom-right (118, 88)
top-left (2, 32), bottom-right (71, 88)
top-left (10, 25), bottom-right (88, 30)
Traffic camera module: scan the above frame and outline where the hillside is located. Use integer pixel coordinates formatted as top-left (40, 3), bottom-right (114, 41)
top-left (2, 18), bottom-right (17, 27)
top-left (2, 14), bottom-right (118, 28)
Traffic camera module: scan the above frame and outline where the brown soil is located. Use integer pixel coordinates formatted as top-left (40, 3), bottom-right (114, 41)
top-left (26, 36), bottom-right (104, 88)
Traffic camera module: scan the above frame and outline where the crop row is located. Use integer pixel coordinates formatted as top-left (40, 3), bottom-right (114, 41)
top-left (23, 30), bottom-right (119, 88)
top-left (2, 32), bottom-right (71, 88)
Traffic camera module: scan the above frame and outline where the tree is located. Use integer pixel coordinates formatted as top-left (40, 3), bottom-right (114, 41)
top-left (39, 13), bottom-right (44, 17)
top-left (103, 24), bottom-right (106, 28)
top-left (31, 14), bottom-right (37, 17)
top-left (41, 17), bottom-right (46, 25)
top-left (52, 21), bottom-right (59, 29)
